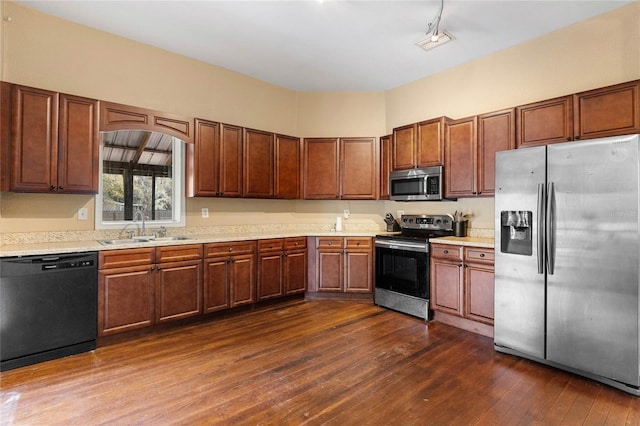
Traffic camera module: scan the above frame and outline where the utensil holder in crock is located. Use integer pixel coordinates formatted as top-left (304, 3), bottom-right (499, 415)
top-left (454, 221), bottom-right (467, 237)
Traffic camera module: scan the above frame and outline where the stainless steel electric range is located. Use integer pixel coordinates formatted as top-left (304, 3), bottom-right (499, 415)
top-left (374, 214), bottom-right (454, 320)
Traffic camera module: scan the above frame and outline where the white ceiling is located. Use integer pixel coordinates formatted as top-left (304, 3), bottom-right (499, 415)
top-left (17, 0), bottom-right (634, 91)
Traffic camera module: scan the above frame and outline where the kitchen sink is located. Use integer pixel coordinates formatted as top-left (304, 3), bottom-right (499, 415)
top-left (97, 236), bottom-right (193, 245)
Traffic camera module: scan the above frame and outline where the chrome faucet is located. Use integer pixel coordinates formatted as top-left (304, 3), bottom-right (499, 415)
top-left (133, 209), bottom-right (147, 237)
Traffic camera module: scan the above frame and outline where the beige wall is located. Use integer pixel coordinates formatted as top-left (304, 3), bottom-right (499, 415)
top-left (1, 1), bottom-right (639, 235)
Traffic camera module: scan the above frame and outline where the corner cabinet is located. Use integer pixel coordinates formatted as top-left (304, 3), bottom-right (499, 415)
top-left (303, 137), bottom-right (377, 200)
top-left (9, 85), bottom-right (99, 194)
top-left (430, 244), bottom-right (494, 337)
top-left (313, 237), bottom-right (373, 294)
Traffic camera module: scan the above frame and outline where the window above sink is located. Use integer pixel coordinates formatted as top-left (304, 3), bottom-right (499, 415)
top-left (95, 130), bottom-right (186, 230)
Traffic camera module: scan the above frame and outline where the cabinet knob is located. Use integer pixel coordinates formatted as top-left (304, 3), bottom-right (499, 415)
top-left (294, 242), bottom-right (299, 246)
top-left (228, 247), bottom-right (233, 252)
top-left (49, 185), bottom-right (56, 191)
top-left (575, 136), bottom-right (581, 140)
top-left (444, 250), bottom-right (448, 254)
top-left (458, 263), bottom-right (463, 267)
top-left (480, 253), bottom-right (485, 257)
top-left (566, 137), bottom-right (571, 141)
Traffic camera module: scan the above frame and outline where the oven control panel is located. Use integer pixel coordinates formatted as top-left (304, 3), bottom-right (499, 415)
top-left (401, 214), bottom-right (453, 231)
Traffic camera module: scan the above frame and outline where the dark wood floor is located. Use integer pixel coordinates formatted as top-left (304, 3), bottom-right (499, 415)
top-left (2, 300), bottom-right (639, 425)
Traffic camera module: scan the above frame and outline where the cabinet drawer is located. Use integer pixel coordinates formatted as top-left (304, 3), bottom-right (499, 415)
top-left (204, 240), bottom-right (256, 257)
top-left (258, 238), bottom-right (284, 253)
top-left (345, 237), bottom-right (371, 250)
top-left (156, 244), bottom-right (203, 263)
top-left (99, 248), bottom-right (154, 269)
top-left (430, 244), bottom-right (463, 261)
top-left (285, 237), bottom-right (306, 251)
top-left (465, 247), bottom-right (494, 264)
top-left (317, 237), bottom-right (344, 249)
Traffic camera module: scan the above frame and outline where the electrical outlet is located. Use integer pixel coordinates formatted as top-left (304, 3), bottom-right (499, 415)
top-left (78, 207), bottom-right (88, 220)
top-left (343, 209), bottom-right (350, 219)
top-left (397, 210), bottom-right (404, 218)
top-left (201, 208), bottom-right (209, 218)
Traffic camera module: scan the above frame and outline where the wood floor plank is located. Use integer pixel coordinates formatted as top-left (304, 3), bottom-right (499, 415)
top-left (2, 300), bottom-right (640, 425)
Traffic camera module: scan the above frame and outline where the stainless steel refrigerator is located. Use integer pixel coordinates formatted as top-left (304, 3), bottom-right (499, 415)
top-left (494, 133), bottom-right (640, 395)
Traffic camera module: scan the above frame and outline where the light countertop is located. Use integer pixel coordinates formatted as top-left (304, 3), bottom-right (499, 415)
top-left (429, 236), bottom-right (494, 249)
top-left (0, 230), bottom-right (390, 257)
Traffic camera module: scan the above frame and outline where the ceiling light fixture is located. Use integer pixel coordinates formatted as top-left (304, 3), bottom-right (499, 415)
top-left (416, 0), bottom-right (454, 51)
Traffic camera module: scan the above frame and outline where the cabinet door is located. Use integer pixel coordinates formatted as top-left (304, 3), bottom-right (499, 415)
top-left (244, 128), bottom-right (274, 198)
top-left (193, 119), bottom-right (220, 196)
top-left (0, 82), bottom-right (10, 192)
top-left (98, 266), bottom-right (154, 336)
top-left (317, 249), bottom-right (343, 292)
top-left (477, 108), bottom-right (515, 196)
top-left (274, 134), bottom-right (301, 199)
top-left (258, 252), bottom-right (284, 301)
top-left (445, 116), bottom-right (477, 198)
top-left (155, 260), bottom-right (203, 323)
top-left (57, 94), bottom-right (99, 194)
top-left (574, 80), bottom-right (640, 140)
top-left (284, 250), bottom-right (307, 295)
top-left (203, 257), bottom-right (230, 313)
top-left (392, 123), bottom-right (417, 170)
top-left (465, 262), bottom-right (494, 324)
top-left (430, 259), bottom-right (463, 317)
top-left (219, 123), bottom-right (243, 197)
top-left (379, 134), bottom-right (391, 200)
top-left (10, 85), bottom-right (58, 192)
top-left (340, 137), bottom-right (376, 200)
top-left (230, 254), bottom-right (256, 307)
top-left (517, 95), bottom-right (573, 147)
top-left (344, 250), bottom-right (372, 293)
top-left (303, 138), bottom-right (339, 199)
top-left (417, 117), bottom-right (447, 167)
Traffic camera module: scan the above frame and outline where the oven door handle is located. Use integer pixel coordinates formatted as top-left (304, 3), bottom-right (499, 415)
top-left (374, 240), bottom-right (428, 253)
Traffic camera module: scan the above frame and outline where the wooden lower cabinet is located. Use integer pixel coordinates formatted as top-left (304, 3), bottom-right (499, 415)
top-left (258, 237), bottom-right (307, 301)
top-left (430, 244), bottom-right (495, 336)
top-left (315, 237), bottom-right (372, 294)
top-left (203, 241), bottom-right (257, 313)
top-left (98, 245), bottom-right (203, 336)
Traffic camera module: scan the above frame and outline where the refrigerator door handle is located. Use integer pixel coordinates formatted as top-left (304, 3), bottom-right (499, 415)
top-left (537, 183), bottom-right (545, 274)
top-left (546, 181), bottom-right (556, 275)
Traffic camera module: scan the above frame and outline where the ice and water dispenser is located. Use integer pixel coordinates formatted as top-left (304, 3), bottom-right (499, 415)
top-left (500, 210), bottom-right (533, 255)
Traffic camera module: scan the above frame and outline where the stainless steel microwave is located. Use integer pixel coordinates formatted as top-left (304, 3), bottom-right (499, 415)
top-left (389, 166), bottom-right (444, 201)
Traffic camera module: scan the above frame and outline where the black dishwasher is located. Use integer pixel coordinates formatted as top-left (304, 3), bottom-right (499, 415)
top-left (0, 252), bottom-right (98, 371)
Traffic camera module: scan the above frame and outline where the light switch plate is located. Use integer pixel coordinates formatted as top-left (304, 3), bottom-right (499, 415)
top-left (202, 208), bottom-right (209, 218)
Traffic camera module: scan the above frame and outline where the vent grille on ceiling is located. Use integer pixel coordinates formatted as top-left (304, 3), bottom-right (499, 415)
top-left (416, 30), bottom-right (454, 51)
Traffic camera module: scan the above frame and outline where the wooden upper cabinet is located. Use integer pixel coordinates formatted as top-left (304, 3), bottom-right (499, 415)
top-left (303, 138), bottom-right (339, 199)
top-left (8, 85), bottom-right (99, 194)
top-left (340, 137), bottom-right (377, 200)
top-left (392, 123), bottom-right (417, 170)
top-left (1, 82), bottom-right (10, 192)
top-left (477, 108), bottom-right (515, 196)
top-left (573, 80), bottom-right (640, 140)
top-left (100, 101), bottom-right (193, 143)
top-left (219, 123), bottom-right (243, 197)
top-left (274, 134), bottom-right (301, 199)
top-left (192, 119), bottom-right (220, 197)
top-left (445, 116), bottom-right (477, 198)
top-left (516, 95), bottom-right (573, 148)
top-left (379, 134), bottom-right (391, 200)
top-left (57, 94), bottom-right (100, 194)
top-left (417, 117), bottom-right (448, 167)
top-left (10, 85), bottom-right (58, 192)
top-left (243, 128), bottom-right (274, 198)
